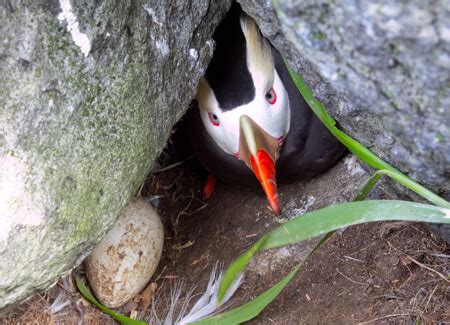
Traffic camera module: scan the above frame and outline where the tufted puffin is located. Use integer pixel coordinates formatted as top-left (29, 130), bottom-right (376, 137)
top-left (185, 4), bottom-right (346, 214)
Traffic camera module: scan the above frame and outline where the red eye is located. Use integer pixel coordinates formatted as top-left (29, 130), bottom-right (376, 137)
top-left (266, 88), bottom-right (277, 105)
top-left (208, 112), bottom-right (220, 126)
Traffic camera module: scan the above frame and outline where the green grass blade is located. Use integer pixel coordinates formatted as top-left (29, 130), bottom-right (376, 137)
top-left (283, 55), bottom-right (449, 210)
top-left (76, 276), bottom-right (147, 325)
top-left (285, 65), bottom-right (449, 209)
top-left (354, 172), bottom-right (384, 202)
top-left (218, 200), bottom-right (449, 301)
top-left (286, 67), bottom-right (337, 129)
top-left (286, 66), bottom-right (396, 172)
top-left (355, 170), bottom-right (450, 208)
top-left (193, 264), bottom-right (300, 325)
top-left (261, 200), bottom-right (448, 250)
top-left (216, 236), bottom-right (268, 305)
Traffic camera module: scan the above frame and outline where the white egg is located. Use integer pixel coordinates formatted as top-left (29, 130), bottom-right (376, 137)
top-left (86, 198), bottom-right (164, 308)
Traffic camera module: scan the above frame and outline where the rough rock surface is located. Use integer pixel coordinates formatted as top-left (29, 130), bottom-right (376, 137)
top-left (239, 0), bottom-right (449, 197)
top-left (0, 0), bottom-right (231, 309)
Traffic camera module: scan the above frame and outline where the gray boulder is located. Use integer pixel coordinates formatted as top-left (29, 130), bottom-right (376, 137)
top-left (0, 0), bottom-right (231, 309)
top-left (240, 0), bottom-right (449, 197)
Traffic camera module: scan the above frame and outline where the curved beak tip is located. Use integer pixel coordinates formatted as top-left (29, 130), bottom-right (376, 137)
top-left (250, 149), bottom-right (281, 215)
top-left (269, 201), bottom-right (281, 215)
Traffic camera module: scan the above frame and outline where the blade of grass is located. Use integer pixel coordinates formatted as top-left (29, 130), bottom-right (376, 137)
top-left (261, 201), bottom-right (448, 250)
top-left (284, 61), bottom-right (394, 172)
top-left (196, 230), bottom-right (334, 324)
top-left (215, 235), bottom-right (268, 306)
top-left (355, 169), bottom-right (450, 208)
top-left (76, 276), bottom-right (147, 325)
top-left (285, 65), bottom-right (449, 209)
top-left (193, 264), bottom-right (300, 324)
top-left (218, 200), bottom-right (449, 301)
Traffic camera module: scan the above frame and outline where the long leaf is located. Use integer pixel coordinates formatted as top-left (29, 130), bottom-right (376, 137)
top-left (193, 264), bottom-right (300, 324)
top-left (215, 235), bottom-right (268, 308)
top-left (285, 66), bottom-right (449, 209)
top-left (196, 230), bottom-right (335, 324)
top-left (218, 200), bottom-right (449, 301)
top-left (284, 61), bottom-right (395, 173)
top-left (355, 170), bottom-right (450, 208)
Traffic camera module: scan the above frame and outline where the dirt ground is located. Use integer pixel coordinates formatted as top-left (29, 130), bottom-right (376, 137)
top-left (1, 154), bottom-right (449, 324)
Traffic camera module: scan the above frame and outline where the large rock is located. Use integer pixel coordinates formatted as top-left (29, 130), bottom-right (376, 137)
top-left (239, 0), bottom-right (449, 197)
top-left (0, 0), bottom-right (231, 309)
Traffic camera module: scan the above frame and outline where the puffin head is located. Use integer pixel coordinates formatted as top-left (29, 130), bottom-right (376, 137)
top-left (195, 13), bottom-right (290, 214)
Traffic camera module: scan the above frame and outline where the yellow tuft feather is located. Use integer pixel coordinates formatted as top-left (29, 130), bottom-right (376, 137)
top-left (240, 14), bottom-right (274, 92)
top-left (195, 77), bottom-right (218, 113)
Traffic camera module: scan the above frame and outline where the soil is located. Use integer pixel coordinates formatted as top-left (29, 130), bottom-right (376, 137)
top-left (1, 154), bottom-right (449, 324)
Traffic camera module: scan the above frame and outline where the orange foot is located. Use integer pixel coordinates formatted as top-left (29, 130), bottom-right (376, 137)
top-left (202, 174), bottom-right (217, 201)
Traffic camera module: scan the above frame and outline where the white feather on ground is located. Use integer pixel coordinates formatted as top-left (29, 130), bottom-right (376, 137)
top-left (148, 264), bottom-right (244, 325)
top-left (50, 276), bottom-right (72, 315)
top-left (50, 291), bottom-right (71, 315)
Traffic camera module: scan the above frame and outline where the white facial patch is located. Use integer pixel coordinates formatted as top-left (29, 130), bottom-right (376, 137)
top-left (197, 70), bottom-right (291, 156)
top-left (195, 14), bottom-right (290, 157)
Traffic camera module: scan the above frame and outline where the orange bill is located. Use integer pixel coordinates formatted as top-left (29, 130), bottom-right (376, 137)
top-left (238, 115), bottom-right (281, 214)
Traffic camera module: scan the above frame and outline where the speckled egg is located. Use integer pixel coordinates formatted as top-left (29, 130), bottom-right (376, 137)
top-left (86, 198), bottom-right (164, 308)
